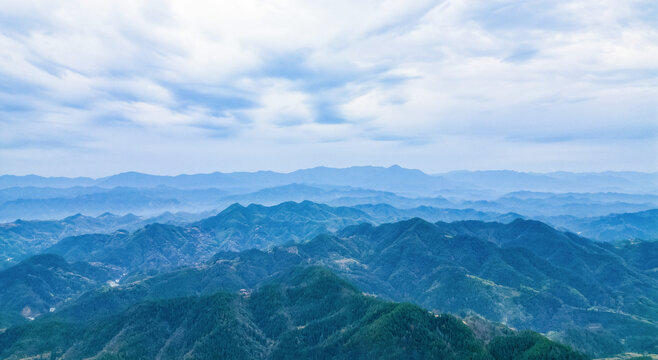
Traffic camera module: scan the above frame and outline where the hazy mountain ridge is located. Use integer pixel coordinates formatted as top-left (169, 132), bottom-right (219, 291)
top-left (39, 201), bottom-right (375, 275)
top-left (1, 166), bottom-right (452, 196)
top-left (441, 170), bottom-right (658, 194)
top-left (0, 186), bottom-right (231, 222)
top-left (4, 167), bottom-right (656, 194)
top-left (0, 210), bottom-right (214, 269)
top-left (2, 201), bottom-right (657, 272)
top-left (0, 165), bottom-right (658, 192)
top-left (543, 209), bottom-right (658, 242)
top-left (2, 171), bottom-right (656, 222)
top-left (354, 203), bottom-right (524, 223)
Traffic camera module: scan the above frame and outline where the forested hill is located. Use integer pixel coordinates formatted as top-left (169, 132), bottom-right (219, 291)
top-left (0, 266), bottom-right (586, 360)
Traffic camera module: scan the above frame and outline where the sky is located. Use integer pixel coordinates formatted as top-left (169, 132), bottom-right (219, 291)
top-left (1, 0), bottom-right (657, 177)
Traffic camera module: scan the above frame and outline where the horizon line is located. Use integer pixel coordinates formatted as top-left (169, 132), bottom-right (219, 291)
top-left (2, 165), bottom-right (657, 179)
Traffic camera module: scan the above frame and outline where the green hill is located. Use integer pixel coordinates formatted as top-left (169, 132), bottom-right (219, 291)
top-left (0, 266), bottom-right (586, 360)
top-left (0, 254), bottom-right (119, 328)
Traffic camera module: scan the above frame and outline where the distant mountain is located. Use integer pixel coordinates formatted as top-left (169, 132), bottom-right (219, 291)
top-left (284, 165), bottom-right (457, 196)
top-left (0, 183), bottom-right (451, 222)
top-left (89, 166), bottom-right (457, 196)
top-left (441, 170), bottom-right (658, 194)
top-left (0, 210), bottom-right (216, 269)
top-left (12, 184), bottom-right (652, 222)
top-left (0, 175), bottom-right (95, 189)
top-left (94, 170), bottom-right (285, 191)
top-left (0, 213), bottom-right (143, 268)
top-left (330, 195), bottom-right (454, 209)
top-left (226, 183), bottom-right (418, 205)
top-left (2, 201), bottom-right (514, 270)
top-left (354, 203), bottom-right (522, 223)
top-left (222, 183), bottom-right (339, 204)
top-left (2, 168), bottom-right (658, 222)
top-left (0, 254), bottom-right (119, 327)
top-left (43, 201), bottom-right (374, 274)
top-left (4, 167), bottom-right (656, 195)
top-left (46, 224), bottom-right (206, 274)
top-left (88, 165), bottom-right (459, 197)
top-left (0, 187), bottom-right (182, 221)
top-left (0, 266), bottom-right (586, 360)
top-left (144, 209), bottom-right (218, 225)
top-left (463, 193), bottom-right (658, 217)
top-left (505, 191), bottom-right (658, 204)
top-left (221, 183), bottom-right (455, 209)
top-left (193, 201), bottom-right (372, 250)
top-left (0, 186), bottom-right (232, 222)
top-left (545, 209), bottom-right (658, 242)
top-left (0, 186), bottom-right (108, 204)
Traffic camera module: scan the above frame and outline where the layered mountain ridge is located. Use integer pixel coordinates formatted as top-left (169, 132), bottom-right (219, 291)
top-left (0, 202), bottom-right (655, 357)
top-left (2, 166), bottom-right (657, 223)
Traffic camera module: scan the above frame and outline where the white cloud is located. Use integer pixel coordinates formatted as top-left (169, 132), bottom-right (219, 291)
top-left (0, 0), bottom-right (656, 175)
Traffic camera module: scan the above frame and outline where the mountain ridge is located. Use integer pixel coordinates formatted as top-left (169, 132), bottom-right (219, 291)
top-left (2, 166), bottom-right (656, 195)
top-left (18, 214), bottom-right (654, 357)
top-left (0, 266), bottom-right (587, 360)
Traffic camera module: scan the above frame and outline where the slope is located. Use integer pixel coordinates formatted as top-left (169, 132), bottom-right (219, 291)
top-left (0, 266), bottom-right (586, 360)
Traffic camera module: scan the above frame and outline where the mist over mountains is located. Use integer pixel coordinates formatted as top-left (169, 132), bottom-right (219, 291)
top-left (4, 0), bottom-right (657, 357)
top-left (1, 166), bottom-right (657, 359)
top-left (1, 166), bottom-right (657, 222)
top-left (3, 166), bottom-right (657, 193)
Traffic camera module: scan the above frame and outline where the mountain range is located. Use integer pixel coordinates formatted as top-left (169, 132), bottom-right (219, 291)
top-left (2, 166), bottom-right (657, 222)
top-left (0, 203), bottom-right (656, 357)
top-left (1, 167), bottom-right (657, 358)
top-left (543, 209), bottom-right (658, 242)
top-left (2, 201), bottom-right (656, 272)
top-left (0, 266), bottom-right (586, 360)
top-left (3, 166), bottom-right (657, 194)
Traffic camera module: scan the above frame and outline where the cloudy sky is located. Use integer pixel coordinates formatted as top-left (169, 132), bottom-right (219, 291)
top-left (1, 0), bottom-right (657, 176)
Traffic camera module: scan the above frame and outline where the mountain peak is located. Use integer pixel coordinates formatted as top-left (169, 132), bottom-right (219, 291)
top-left (271, 265), bottom-right (360, 296)
top-left (219, 203), bottom-right (247, 213)
top-left (64, 213), bottom-right (85, 220)
top-left (508, 218), bottom-right (558, 234)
